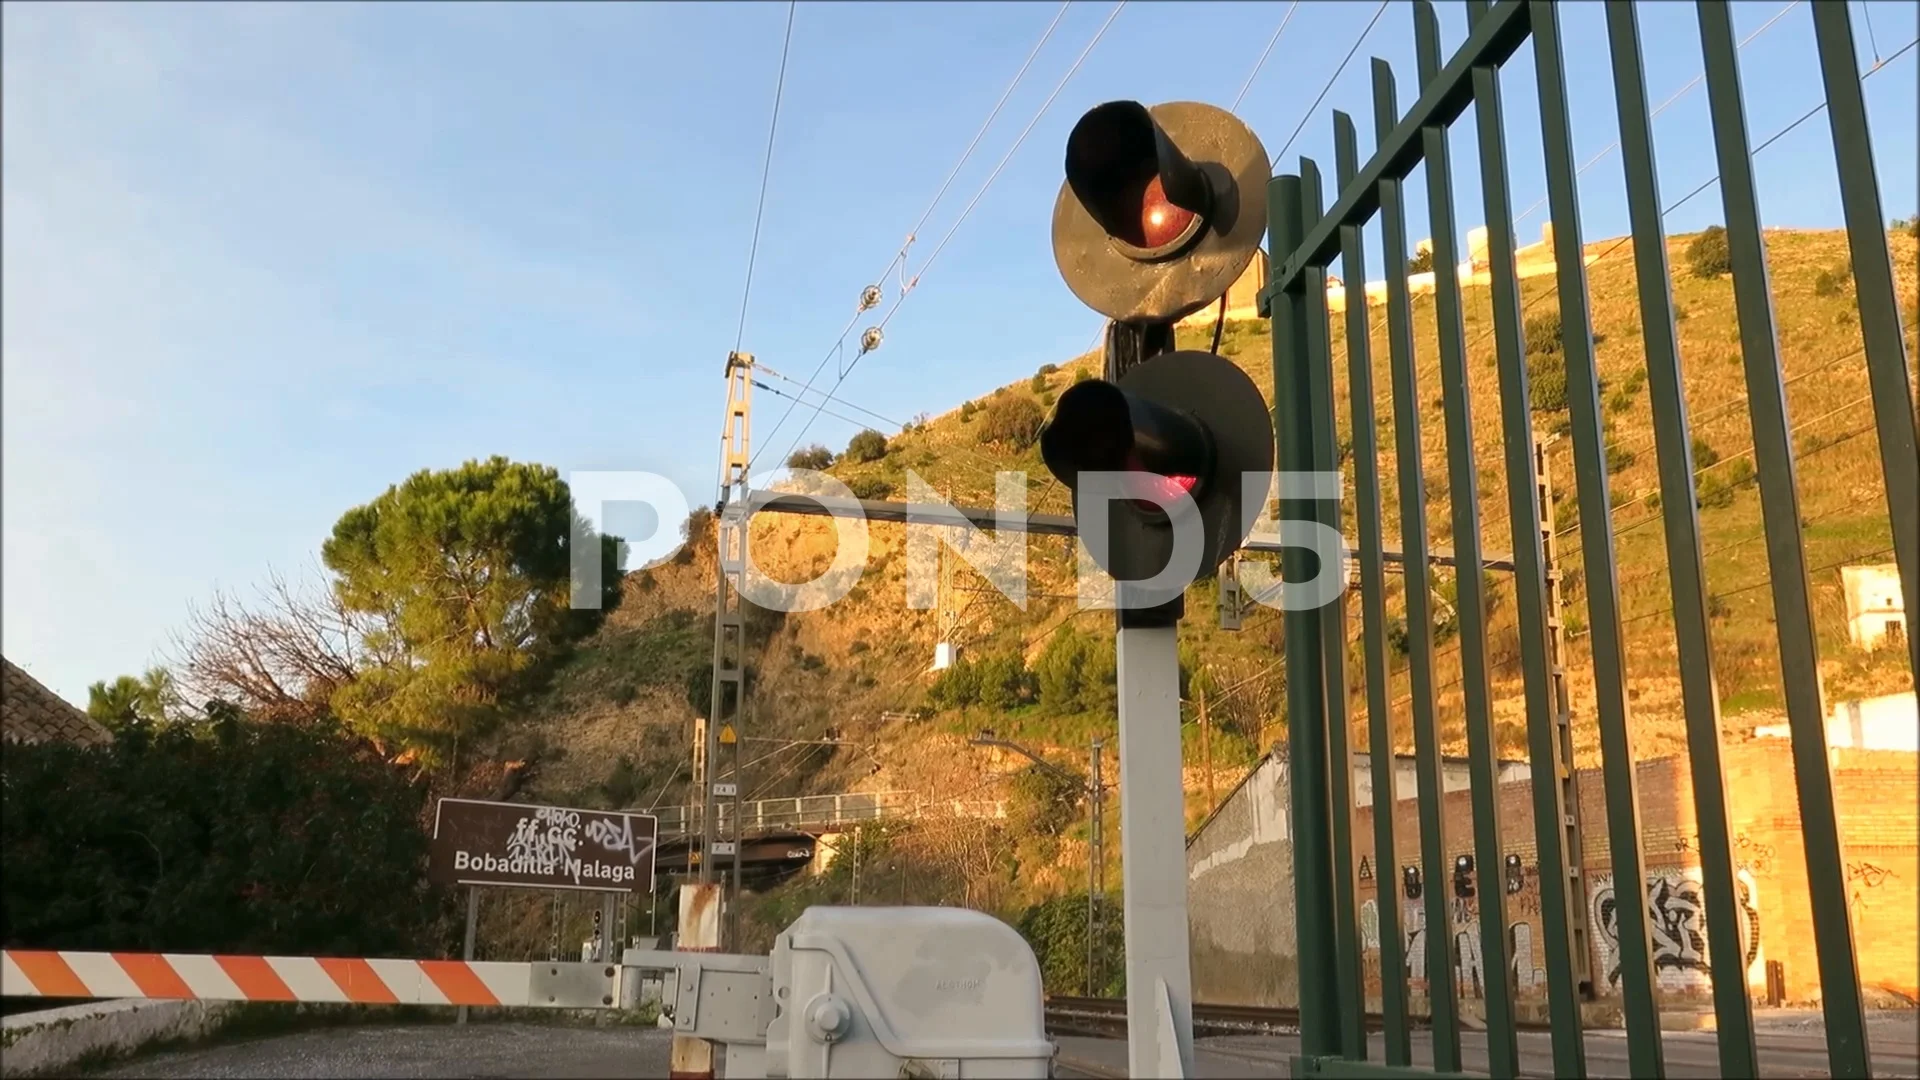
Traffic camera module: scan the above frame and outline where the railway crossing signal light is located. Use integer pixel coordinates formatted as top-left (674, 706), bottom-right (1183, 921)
top-left (1454, 854), bottom-right (1476, 899)
top-left (1042, 99), bottom-right (1274, 604)
top-left (1051, 100), bottom-right (1270, 324)
top-left (1040, 350), bottom-right (1272, 593)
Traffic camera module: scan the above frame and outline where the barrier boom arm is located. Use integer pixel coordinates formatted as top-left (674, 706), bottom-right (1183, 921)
top-left (0, 950), bottom-right (620, 1009)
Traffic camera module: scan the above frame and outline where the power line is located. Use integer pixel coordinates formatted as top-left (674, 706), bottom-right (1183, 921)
top-left (1507, 0), bottom-right (1802, 234)
top-left (734, 1), bottom-right (798, 354)
top-left (775, 1), bottom-right (1128, 470)
top-left (1269, 0), bottom-right (1390, 170)
top-left (1378, 36), bottom-right (1913, 544)
top-left (1231, 2), bottom-right (1300, 114)
top-left (750, 2), bottom-right (1074, 469)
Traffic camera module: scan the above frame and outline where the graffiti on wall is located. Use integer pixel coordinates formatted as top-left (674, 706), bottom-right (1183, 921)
top-left (1846, 860), bottom-right (1897, 920)
top-left (1591, 867), bottom-right (1762, 993)
top-left (1510, 921), bottom-right (1546, 992)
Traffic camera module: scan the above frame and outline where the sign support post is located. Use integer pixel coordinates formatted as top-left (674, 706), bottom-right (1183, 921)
top-left (458, 886), bottom-right (479, 1026)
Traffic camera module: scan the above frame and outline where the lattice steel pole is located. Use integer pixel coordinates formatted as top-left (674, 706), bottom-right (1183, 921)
top-left (702, 351), bottom-right (754, 907)
top-left (1536, 434), bottom-right (1593, 994)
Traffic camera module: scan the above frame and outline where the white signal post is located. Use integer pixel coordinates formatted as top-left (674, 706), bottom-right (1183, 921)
top-left (1115, 619), bottom-right (1196, 1077)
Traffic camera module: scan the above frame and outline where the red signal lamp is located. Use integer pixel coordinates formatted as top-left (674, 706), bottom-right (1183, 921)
top-left (1038, 350), bottom-right (1273, 587)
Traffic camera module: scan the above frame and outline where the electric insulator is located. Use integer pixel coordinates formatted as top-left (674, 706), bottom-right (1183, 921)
top-left (858, 285), bottom-right (882, 312)
top-left (859, 327), bottom-right (883, 356)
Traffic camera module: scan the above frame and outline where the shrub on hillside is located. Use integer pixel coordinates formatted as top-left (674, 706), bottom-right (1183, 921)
top-left (0, 714), bottom-right (450, 957)
top-left (1407, 247), bottom-right (1435, 274)
top-left (1034, 627), bottom-right (1116, 714)
top-left (844, 429), bottom-right (888, 464)
top-left (1686, 225), bottom-right (1732, 279)
top-left (1037, 363), bottom-right (1059, 375)
top-left (1813, 267), bottom-right (1847, 297)
top-left (977, 395), bottom-right (1045, 450)
top-left (1524, 309), bottom-right (1563, 356)
top-left (959, 400), bottom-right (979, 423)
top-left (1029, 373), bottom-right (1049, 393)
top-left (1008, 765), bottom-right (1082, 838)
top-left (1016, 892), bottom-right (1126, 997)
top-left (1528, 351), bottom-right (1569, 413)
top-left (926, 651), bottom-right (1033, 710)
top-left (787, 444), bottom-right (834, 470)
top-left (847, 475), bottom-right (893, 500)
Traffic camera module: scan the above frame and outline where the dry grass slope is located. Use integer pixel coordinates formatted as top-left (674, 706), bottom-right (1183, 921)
top-left (497, 227), bottom-right (1917, 824)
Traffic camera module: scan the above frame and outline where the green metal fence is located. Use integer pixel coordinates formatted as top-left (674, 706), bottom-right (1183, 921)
top-left (1262, 1), bottom-right (1917, 1077)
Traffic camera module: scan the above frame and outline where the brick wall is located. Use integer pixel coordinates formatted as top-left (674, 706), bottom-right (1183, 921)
top-left (1348, 741), bottom-right (1917, 1009)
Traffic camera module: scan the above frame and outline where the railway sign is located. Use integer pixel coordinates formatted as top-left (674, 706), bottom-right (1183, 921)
top-left (428, 797), bottom-right (658, 893)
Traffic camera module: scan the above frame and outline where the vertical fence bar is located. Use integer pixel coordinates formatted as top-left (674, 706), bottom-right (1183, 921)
top-left (1811, 0), bottom-right (1920, 689)
top-left (1373, 52), bottom-right (1464, 1073)
top-left (1337, 107), bottom-right (1414, 1069)
top-left (1412, 3), bottom-right (1520, 1074)
top-left (1696, 3), bottom-right (1873, 1074)
top-left (1553, 4), bottom-right (1668, 1075)
top-left (1302, 156), bottom-right (1370, 1063)
top-left (1468, 22), bottom-right (1585, 1077)
top-left (1270, 172), bottom-right (1344, 1061)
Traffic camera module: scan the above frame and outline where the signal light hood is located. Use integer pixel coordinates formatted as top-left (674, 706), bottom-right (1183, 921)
top-left (1052, 100), bottom-right (1270, 324)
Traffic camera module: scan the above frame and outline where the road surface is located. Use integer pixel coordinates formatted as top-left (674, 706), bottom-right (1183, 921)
top-left (93, 1022), bottom-right (676, 1079)
top-left (93, 1009), bottom-right (1919, 1078)
top-left (1053, 1010), bottom-right (1920, 1079)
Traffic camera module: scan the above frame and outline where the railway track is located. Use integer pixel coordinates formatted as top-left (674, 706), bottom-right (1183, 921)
top-left (1043, 996), bottom-right (1555, 1039)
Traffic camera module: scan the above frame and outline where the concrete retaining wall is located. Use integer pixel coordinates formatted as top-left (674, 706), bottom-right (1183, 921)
top-left (1, 999), bottom-right (237, 1078)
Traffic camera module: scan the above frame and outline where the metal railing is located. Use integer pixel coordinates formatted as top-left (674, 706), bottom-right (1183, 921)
top-left (1264, 2), bottom-right (1915, 1078)
top-left (651, 791), bottom-right (1005, 838)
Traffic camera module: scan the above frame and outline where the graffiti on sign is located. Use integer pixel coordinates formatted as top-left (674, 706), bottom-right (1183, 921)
top-left (430, 797), bottom-right (658, 893)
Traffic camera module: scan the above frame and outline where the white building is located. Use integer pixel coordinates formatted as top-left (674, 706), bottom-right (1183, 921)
top-left (1754, 691), bottom-right (1919, 753)
top-left (1841, 563), bottom-right (1907, 651)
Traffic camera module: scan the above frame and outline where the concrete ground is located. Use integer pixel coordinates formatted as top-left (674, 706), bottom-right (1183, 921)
top-left (1054, 1010), bottom-right (1920, 1079)
top-left (86, 1008), bottom-right (1920, 1079)
top-left (89, 1022), bottom-right (676, 1079)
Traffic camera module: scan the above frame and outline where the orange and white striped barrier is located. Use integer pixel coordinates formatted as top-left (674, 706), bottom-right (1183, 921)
top-left (0, 950), bottom-right (578, 1008)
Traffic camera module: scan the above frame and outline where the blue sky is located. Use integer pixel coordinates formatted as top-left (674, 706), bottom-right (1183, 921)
top-left (4, 0), bottom-right (1915, 704)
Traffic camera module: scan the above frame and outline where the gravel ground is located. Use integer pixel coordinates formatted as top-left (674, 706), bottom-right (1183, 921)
top-left (93, 1023), bottom-right (676, 1079)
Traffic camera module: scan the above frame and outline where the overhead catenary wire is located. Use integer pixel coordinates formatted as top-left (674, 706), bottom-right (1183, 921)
top-left (734, 1), bottom-right (798, 355)
top-left (1231, 1), bottom-right (1301, 114)
top-left (1423, 36), bottom-right (1913, 542)
top-left (749, 2), bottom-right (1074, 470)
top-left (775, 1), bottom-right (1128, 471)
top-left (1269, 0), bottom-right (1390, 170)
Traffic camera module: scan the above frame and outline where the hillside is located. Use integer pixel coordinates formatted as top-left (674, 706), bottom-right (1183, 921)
top-left (478, 227), bottom-right (1915, 913)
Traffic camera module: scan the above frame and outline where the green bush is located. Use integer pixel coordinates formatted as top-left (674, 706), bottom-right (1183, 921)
top-left (1016, 892), bottom-right (1126, 997)
top-left (1606, 442), bottom-right (1636, 473)
top-left (1073, 369), bottom-right (1094, 385)
top-left (1, 715), bottom-right (451, 957)
top-left (1524, 309), bottom-right (1563, 356)
top-left (1528, 351), bottom-right (1569, 412)
top-left (1034, 627), bottom-right (1116, 714)
top-left (978, 395), bottom-right (1046, 450)
top-left (844, 429), bottom-right (888, 463)
top-left (786, 445), bottom-right (833, 470)
top-left (1407, 247), bottom-right (1435, 274)
top-left (1692, 436), bottom-right (1722, 470)
top-left (1008, 765), bottom-right (1083, 838)
top-left (1037, 363), bottom-right (1059, 375)
top-left (1029, 373), bottom-right (1049, 393)
top-left (1813, 267), bottom-right (1846, 297)
top-left (1686, 225), bottom-right (1732, 279)
top-left (959, 400), bottom-right (979, 423)
top-left (847, 475), bottom-right (893, 500)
